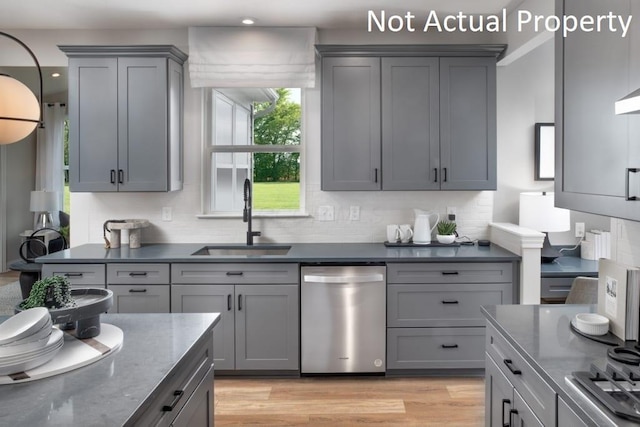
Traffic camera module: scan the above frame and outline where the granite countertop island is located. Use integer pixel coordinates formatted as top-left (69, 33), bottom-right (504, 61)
top-left (483, 304), bottom-right (636, 427)
top-left (36, 242), bottom-right (520, 264)
top-left (0, 313), bottom-right (220, 426)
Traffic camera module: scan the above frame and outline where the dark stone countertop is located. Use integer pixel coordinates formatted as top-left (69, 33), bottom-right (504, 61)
top-left (540, 256), bottom-right (598, 277)
top-left (482, 304), bottom-right (637, 427)
top-left (0, 313), bottom-right (219, 426)
top-left (36, 242), bottom-right (520, 264)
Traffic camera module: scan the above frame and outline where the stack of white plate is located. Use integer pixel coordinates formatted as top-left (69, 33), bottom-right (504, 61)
top-left (0, 307), bottom-right (63, 375)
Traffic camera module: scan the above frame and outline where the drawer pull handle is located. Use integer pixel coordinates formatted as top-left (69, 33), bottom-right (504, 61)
top-left (226, 271), bottom-right (244, 276)
top-left (129, 272), bottom-right (148, 277)
top-left (504, 359), bottom-right (522, 375)
top-left (64, 273), bottom-right (84, 278)
top-left (509, 409), bottom-right (518, 426)
top-left (118, 169), bottom-right (124, 184)
top-left (441, 300), bottom-right (459, 305)
top-left (502, 399), bottom-right (511, 427)
top-left (238, 294), bottom-right (243, 311)
top-left (441, 344), bottom-right (458, 349)
top-left (162, 390), bottom-right (184, 412)
top-left (442, 271), bottom-right (459, 275)
top-left (128, 289), bottom-right (147, 293)
top-left (227, 294), bottom-right (232, 311)
top-left (110, 169), bottom-right (116, 184)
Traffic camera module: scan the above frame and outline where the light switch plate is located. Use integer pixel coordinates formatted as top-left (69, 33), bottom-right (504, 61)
top-left (162, 207), bottom-right (172, 222)
top-left (349, 206), bottom-right (360, 221)
top-left (318, 206), bottom-right (334, 221)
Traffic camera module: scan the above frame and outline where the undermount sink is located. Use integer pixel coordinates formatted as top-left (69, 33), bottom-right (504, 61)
top-left (191, 245), bottom-right (291, 256)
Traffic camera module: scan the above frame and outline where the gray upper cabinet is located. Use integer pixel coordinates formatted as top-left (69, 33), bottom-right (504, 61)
top-left (321, 57), bottom-right (381, 190)
top-left (61, 45), bottom-right (187, 192)
top-left (440, 57), bottom-right (496, 190)
top-left (382, 57), bottom-right (440, 190)
top-left (318, 45), bottom-right (503, 191)
top-left (556, 0), bottom-right (640, 219)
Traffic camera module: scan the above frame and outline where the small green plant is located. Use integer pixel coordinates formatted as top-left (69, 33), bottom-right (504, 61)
top-left (20, 275), bottom-right (76, 310)
top-left (436, 220), bottom-right (457, 235)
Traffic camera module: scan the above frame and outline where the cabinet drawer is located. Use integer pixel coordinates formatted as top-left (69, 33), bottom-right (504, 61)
top-left (107, 263), bottom-right (170, 285)
top-left (540, 277), bottom-right (574, 299)
top-left (387, 327), bottom-right (485, 370)
top-left (171, 263), bottom-right (298, 284)
top-left (41, 264), bottom-right (105, 288)
top-left (135, 330), bottom-right (213, 426)
top-left (107, 284), bottom-right (170, 313)
top-left (387, 262), bottom-right (512, 284)
top-left (486, 323), bottom-right (556, 427)
top-left (388, 283), bottom-right (512, 327)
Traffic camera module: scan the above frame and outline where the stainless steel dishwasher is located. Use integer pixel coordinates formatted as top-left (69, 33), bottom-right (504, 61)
top-left (301, 265), bottom-right (386, 374)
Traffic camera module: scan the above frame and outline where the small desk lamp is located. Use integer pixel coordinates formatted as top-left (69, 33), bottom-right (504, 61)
top-left (30, 190), bottom-right (58, 230)
top-left (519, 192), bottom-right (570, 263)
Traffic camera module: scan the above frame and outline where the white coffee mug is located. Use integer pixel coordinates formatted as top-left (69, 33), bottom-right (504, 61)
top-left (386, 224), bottom-right (400, 242)
top-left (398, 224), bottom-right (414, 243)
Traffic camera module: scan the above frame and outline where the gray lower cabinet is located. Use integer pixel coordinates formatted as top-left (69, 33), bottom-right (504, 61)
top-left (557, 397), bottom-right (589, 427)
top-left (556, 0), bottom-right (640, 220)
top-left (386, 262), bottom-right (513, 371)
top-left (106, 264), bottom-right (170, 313)
top-left (485, 323), bottom-right (556, 427)
top-left (136, 320), bottom-right (214, 427)
top-left (171, 263), bottom-right (299, 372)
top-left (318, 45), bottom-right (501, 191)
top-left (41, 264), bottom-right (106, 289)
top-left (61, 45), bottom-right (186, 192)
top-left (485, 356), bottom-right (543, 427)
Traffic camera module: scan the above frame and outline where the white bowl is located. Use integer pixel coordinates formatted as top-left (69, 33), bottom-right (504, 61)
top-left (0, 308), bottom-right (51, 345)
top-left (575, 313), bottom-right (609, 336)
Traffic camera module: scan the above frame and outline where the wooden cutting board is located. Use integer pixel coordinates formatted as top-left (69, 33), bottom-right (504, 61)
top-left (0, 323), bottom-right (123, 384)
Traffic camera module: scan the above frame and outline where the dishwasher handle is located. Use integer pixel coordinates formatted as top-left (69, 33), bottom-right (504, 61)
top-left (303, 274), bottom-right (384, 284)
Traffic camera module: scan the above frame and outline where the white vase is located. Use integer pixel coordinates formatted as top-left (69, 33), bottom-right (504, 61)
top-left (436, 234), bottom-right (456, 244)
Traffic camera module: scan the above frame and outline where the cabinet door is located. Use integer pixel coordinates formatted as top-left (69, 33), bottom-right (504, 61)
top-left (107, 284), bottom-right (170, 313)
top-left (68, 57), bottom-right (118, 191)
top-left (556, 0), bottom-right (636, 219)
top-left (382, 57), bottom-right (440, 190)
top-left (170, 365), bottom-right (214, 427)
top-left (118, 57), bottom-right (169, 191)
top-left (557, 397), bottom-right (589, 427)
top-left (440, 57), bottom-right (496, 190)
top-left (235, 284), bottom-right (299, 370)
top-left (513, 389), bottom-right (544, 427)
top-left (171, 284), bottom-right (236, 371)
top-left (321, 57), bottom-right (381, 190)
top-left (485, 355), bottom-right (514, 427)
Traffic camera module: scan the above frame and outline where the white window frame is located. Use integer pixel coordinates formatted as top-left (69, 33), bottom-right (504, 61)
top-left (200, 89), bottom-right (305, 218)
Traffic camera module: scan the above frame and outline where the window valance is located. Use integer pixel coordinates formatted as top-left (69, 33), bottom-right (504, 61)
top-left (188, 27), bottom-right (317, 88)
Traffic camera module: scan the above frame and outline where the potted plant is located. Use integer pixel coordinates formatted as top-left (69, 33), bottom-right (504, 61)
top-left (19, 275), bottom-right (76, 310)
top-left (436, 220), bottom-right (457, 244)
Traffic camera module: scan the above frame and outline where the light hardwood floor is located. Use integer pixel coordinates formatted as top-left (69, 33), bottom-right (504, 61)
top-left (215, 376), bottom-right (485, 426)
top-left (0, 271), bottom-right (18, 287)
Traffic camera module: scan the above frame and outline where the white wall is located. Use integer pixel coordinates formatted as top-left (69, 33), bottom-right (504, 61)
top-left (2, 27), bottom-right (607, 249)
top-left (494, 39), bottom-right (609, 245)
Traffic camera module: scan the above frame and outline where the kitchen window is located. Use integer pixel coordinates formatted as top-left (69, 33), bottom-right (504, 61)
top-left (202, 88), bottom-right (303, 216)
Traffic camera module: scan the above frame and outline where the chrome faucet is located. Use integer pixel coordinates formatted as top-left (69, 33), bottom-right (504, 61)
top-left (243, 178), bottom-right (261, 246)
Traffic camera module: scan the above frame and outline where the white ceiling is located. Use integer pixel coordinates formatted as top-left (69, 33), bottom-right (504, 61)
top-left (2, 0), bottom-right (522, 30)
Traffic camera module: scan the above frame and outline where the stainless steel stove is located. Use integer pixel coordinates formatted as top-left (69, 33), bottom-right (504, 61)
top-left (570, 346), bottom-right (640, 424)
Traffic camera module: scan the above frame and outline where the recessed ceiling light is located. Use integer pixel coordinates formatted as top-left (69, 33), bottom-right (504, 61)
top-left (51, 72), bottom-right (61, 78)
top-left (241, 18), bottom-right (255, 25)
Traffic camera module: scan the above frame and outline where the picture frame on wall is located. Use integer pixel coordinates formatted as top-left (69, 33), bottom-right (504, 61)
top-left (535, 122), bottom-right (555, 181)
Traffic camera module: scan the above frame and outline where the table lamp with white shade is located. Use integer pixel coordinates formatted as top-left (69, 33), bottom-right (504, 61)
top-left (519, 192), bottom-right (570, 263)
top-left (30, 190), bottom-right (59, 230)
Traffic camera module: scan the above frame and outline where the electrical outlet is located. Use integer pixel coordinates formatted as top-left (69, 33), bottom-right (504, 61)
top-left (349, 206), bottom-right (360, 221)
top-left (575, 222), bottom-right (585, 238)
top-left (162, 207), bottom-right (172, 222)
top-left (318, 206), bottom-right (335, 221)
